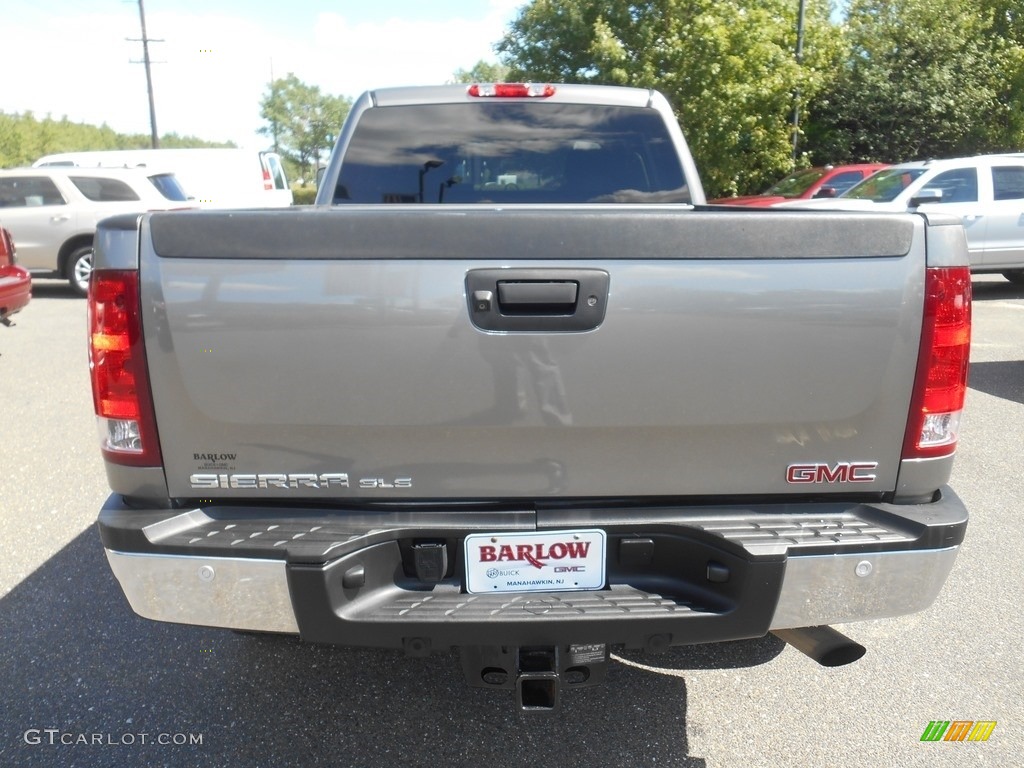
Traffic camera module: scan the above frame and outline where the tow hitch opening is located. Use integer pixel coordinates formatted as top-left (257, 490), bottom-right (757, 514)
top-left (459, 644), bottom-right (609, 712)
top-left (516, 647), bottom-right (561, 712)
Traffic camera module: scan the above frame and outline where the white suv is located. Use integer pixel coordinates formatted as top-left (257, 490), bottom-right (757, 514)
top-left (779, 154), bottom-right (1024, 284)
top-left (0, 167), bottom-right (189, 294)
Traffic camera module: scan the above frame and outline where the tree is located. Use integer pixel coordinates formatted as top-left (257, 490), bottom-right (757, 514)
top-left (976, 0), bottom-right (1024, 151)
top-left (451, 59), bottom-right (510, 83)
top-left (259, 74), bottom-right (352, 182)
top-left (804, 0), bottom-right (1007, 163)
top-left (0, 111), bottom-right (230, 169)
top-left (496, 0), bottom-right (842, 197)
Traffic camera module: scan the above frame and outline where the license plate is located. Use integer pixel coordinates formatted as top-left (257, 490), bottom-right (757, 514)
top-left (463, 529), bottom-right (606, 594)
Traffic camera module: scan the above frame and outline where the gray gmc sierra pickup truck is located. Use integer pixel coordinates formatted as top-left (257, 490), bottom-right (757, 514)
top-left (90, 83), bottom-right (971, 712)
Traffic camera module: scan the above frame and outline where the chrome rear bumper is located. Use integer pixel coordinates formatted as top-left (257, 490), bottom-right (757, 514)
top-left (99, 486), bottom-right (967, 646)
top-left (105, 543), bottom-right (960, 637)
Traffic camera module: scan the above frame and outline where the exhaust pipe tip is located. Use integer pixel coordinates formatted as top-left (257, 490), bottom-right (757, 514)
top-left (772, 625), bottom-right (866, 667)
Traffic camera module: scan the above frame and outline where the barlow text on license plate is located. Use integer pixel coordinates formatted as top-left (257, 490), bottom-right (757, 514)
top-left (463, 529), bottom-right (606, 594)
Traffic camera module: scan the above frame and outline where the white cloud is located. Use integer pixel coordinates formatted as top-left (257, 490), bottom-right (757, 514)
top-left (306, 4), bottom-right (516, 98)
top-left (0, 1), bottom-right (524, 149)
top-left (2, 12), bottom-right (142, 130)
top-left (143, 12), bottom-right (303, 146)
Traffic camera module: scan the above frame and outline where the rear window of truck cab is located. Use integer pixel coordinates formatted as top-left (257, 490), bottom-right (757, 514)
top-left (333, 102), bottom-right (690, 205)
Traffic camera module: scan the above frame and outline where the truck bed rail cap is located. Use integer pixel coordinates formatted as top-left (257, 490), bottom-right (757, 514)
top-left (146, 208), bottom-right (917, 262)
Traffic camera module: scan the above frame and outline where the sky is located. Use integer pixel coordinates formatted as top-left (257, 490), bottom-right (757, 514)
top-left (2, 0), bottom-right (527, 149)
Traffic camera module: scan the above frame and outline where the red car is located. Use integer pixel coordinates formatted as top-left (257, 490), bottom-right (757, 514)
top-left (711, 163), bottom-right (889, 207)
top-left (1, 225), bottom-right (31, 326)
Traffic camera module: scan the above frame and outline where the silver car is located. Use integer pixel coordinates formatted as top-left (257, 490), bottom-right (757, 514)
top-left (0, 167), bottom-right (188, 294)
top-left (777, 153), bottom-right (1024, 284)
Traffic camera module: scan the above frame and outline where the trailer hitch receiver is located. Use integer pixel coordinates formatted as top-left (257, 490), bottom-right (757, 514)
top-left (460, 643), bottom-right (609, 712)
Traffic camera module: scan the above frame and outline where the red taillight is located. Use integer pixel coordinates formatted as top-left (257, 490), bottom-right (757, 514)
top-left (902, 266), bottom-right (972, 460)
top-left (88, 270), bottom-right (162, 466)
top-left (262, 167), bottom-right (273, 190)
top-left (468, 83), bottom-right (556, 98)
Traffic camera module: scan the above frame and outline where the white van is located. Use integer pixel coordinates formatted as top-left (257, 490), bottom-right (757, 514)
top-left (33, 148), bottom-right (293, 208)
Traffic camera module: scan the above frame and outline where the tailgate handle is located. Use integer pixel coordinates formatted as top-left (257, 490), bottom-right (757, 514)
top-left (467, 268), bottom-right (609, 333)
top-left (497, 281), bottom-right (578, 313)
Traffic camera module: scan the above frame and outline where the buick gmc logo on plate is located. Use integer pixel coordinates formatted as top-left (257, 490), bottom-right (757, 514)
top-left (464, 530), bottom-right (606, 594)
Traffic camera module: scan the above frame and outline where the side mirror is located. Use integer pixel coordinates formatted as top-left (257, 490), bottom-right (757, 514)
top-left (315, 166), bottom-right (326, 189)
top-left (910, 188), bottom-right (943, 207)
top-left (813, 186), bottom-right (838, 199)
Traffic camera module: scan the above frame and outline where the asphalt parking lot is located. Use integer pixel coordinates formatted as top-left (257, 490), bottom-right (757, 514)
top-left (1, 276), bottom-right (1021, 767)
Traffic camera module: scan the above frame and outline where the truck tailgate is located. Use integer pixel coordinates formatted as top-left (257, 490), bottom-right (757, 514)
top-left (140, 207), bottom-right (924, 501)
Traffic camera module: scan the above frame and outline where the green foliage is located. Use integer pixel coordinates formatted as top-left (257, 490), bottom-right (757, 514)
top-left (496, 0), bottom-right (842, 197)
top-left (495, 0), bottom-right (1024, 195)
top-left (451, 60), bottom-right (510, 83)
top-left (0, 112), bottom-right (232, 169)
top-left (290, 183), bottom-right (318, 205)
top-left (975, 0), bottom-right (1024, 151)
top-left (259, 73), bottom-right (352, 182)
top-left (804, 0), bottom-right (1009, 163)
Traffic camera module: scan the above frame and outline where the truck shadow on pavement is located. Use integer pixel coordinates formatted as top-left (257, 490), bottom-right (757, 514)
top-left (969, 361), bottom-right (1024, 406)
top-left (0, 528), bottom-right (803, 766)
top-left (25, 279), bottom-right (81, 300)
top-left (970, 278), bottom-right (1024, 301)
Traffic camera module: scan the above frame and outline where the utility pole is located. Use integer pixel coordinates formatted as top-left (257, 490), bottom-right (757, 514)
top-left (791, 0), bottom-right (808, 162)
top-left (268, 58), bottom-right (281, 155)
top-left (128, 0), bottom-right (163, 148)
